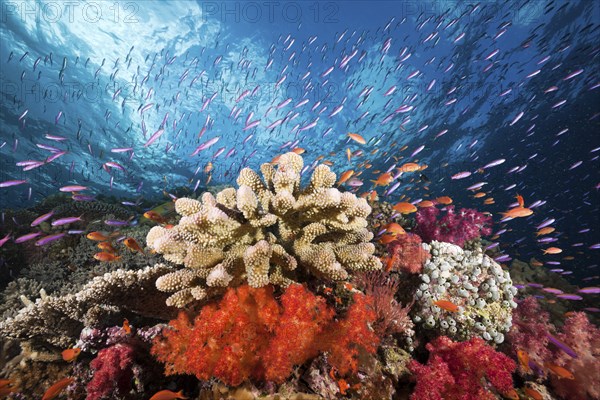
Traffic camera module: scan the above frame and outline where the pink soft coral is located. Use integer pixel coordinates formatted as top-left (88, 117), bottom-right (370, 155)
top-left (414, 205), bottom-right (492, 247)
top-left (385, 233), bottom-right (431, 274)
top-left (409, 336), bottom-right (516, 400)
top-left (506, 296), bottom-right (554, 377)
top-left (87, 343), bottom-right (135, 400)
top-left (549, 312), bottom-right (600, 400)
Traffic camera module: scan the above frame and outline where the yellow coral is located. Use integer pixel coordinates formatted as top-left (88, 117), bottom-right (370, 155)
top-left (146, 152), bottom-right (381, 307)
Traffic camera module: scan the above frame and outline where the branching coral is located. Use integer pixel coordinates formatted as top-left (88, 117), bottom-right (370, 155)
top-left (385, 233), bottom-right (430, 274)
top-left (413, 241), bottom-right (516, 343)
top-left (147, 152), bottom-right (381, 307)
top-left (549, 312), bottom-right (600, 400)
top-left (0, 264), bottom-right (174, 348)
top-left (151, 284), bottom-right (379, 386)
top-left (414, 205), bottom-right (492, 247)
top-left (409, 336), bottom-right (516, 400)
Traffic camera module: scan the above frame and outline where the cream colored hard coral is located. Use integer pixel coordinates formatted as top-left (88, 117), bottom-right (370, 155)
top-left (147, 152), bottom-right (381, 307)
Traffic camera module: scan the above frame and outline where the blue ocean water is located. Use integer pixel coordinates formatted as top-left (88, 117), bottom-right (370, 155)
top-left (0, 0), bottom-right (599, 281)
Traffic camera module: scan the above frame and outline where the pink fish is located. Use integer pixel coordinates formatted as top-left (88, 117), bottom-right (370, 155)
top-left (111, 147), bottom-right (133, 153)
top-left (144, 128), bottom-right (165, 147)
top-left (51, 215), bottom-right (83, 226)
top-left (31, 211), bottom-right (54, 227)
top-left (46, 151), bottom-right (67, 163)
top-left (15, 232), bottom-right (43, 243)
top-left (60, 185), bottom-right (87, 192)
top-left (0, 234), bottom-right (11, 247)
top-left (0, 180), bottom-right (27, 188)
top-left (190, 137), bottom-right (220, 156)
top-left (35, 232), bottom-right (66, 246)
top-left (45, 134), bottom-right (67, 141)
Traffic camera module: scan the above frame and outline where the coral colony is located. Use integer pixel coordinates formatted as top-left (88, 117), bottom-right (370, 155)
top-left (1, 151), bottom-right (598, 400)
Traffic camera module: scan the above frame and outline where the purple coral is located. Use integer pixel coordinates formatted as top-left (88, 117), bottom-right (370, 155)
top-left (414, 205), bottom-right (492, 247)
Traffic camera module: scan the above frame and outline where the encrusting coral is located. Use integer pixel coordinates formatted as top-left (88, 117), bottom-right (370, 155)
top-left (147, 152), bottom-right (381, 307)
top-left (412, 241), bottom-right (516, 344)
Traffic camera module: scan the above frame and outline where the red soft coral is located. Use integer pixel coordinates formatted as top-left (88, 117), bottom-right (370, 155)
top-left (152, 284), bottom-right (379, 386)
top-left (385, 233), bottom-right (430, 274)
top-left (409, 336), bottom-right (516, 400)
top-left (325, 293), bottom-right (380, 376)
top-left (87, 343), bottom-right (135, 400)
top-left (414, 205), bottom-right (492, 247)
top-left (506, 296), bottom-right (555, 377)
top-left (549, 312), bottom-right (600, 400)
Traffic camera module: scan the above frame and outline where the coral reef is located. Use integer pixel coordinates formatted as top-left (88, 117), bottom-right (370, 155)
top-left (412, 241), bottom-right (516, 343)
top-left (414, 205), bottom-right (492, 247)
top-left (385, 233), bottom-right (430, 274)
top-left (549, 312), bottom-right (600, 400)
top-left (147, 152), bottom-right (381, 307)
top-left (352, 270), bottom-right (414, 347)
top-left (0, 264), bottom-right (174, 348)
top-left (152, 284), bottom-right (378, 386)
top-left (409, 336), bottom-right (516, 400)
top-left (506, 296), bottom-right (554, 377)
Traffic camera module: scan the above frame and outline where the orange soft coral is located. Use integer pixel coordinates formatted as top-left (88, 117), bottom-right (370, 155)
top-left (151, 284), bottom-right (379, 386)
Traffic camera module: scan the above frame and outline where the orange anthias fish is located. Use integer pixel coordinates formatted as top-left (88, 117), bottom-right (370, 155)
top-left (149, 389), bottom-right (188, 400)
top-left (435, 196), bottom-right (453, 205)
top-left (348, 133), bottom-right (366, 144)
top-left (42, 377), bottom-right (74, 400)
top-left (384, 222), bottom-right (406, 236)
top-left (501, 206), bottom-right (534, 218)
top-left (543, 247), bottom-right (562, 255)
top-left (536, 227), bottom-right (555, 236)
top-left (393, 202), bottom-right (418, 214)
top-left (124, 237), bottom-right (145, 255)
top-left (433, 300), bottom-right (459, 312)
top-left (516, 193), bottom-right (525, 207)
top-left (516, 349), bottom-right (531, 372)
top-left (502, 388), bottom-right (520, 400)
top-left (379, 234), bottom-right (398, 244)
top-left (123, 318), bottom-right (132, 335)
top-left (291, 147), bottom-right (305, 155)
top-left (483, 198), bottom-right (495, 205)
top-left (523, 387), bottom-right (543, 400)
top-left (418, 200), bottom-right (435, 208)
top-left (337, 169), bottom-right (354, 186)
top-left (398, 162), bottom-right (420, 173)
top-left (545, 363), bottom-right (575, 380)
top-left (143, 211), bottom-right (169, 224)
top-left (93, 252), bottom-right (122, 262)
top-left (474, 192), bottom-right (486, 198)
top-left (98, 241), bottom-right (117, 254)
top-left (61, 347), bottom-right (81, 362)
top-left (530, 259), bottom-right (544, 267)
top-left (86, 231), bottom-right (110, 241)
top-left (371, 172), bottom-right (394, 187)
